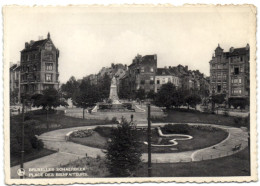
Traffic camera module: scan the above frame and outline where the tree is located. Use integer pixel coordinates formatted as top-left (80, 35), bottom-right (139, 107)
top-left (172, 89), bottom-right (187, 108)
top-left (135, 89), bottom-right (146, 100)
top-left (32, 88), bottom-right (68, 110)
top-left (97, 73), bottom-right (111, 100)
top-left (60, 76), bottom-right (80, 99)
top-left (31, 88), bottom-right (68, 129)
top-left (154, 83), bottom-right (176, 109)
top-left (146, 90), bottom-right (156, 100)
top-left (184, 94), bottom-right (202, 110)
top-left (10, 88), bottom-right (19, 105)
top-left (105, 118), bottom-right (142, 177)
top-left (72, 78), bottom-right (101, 119)
top-left (211, 94), bottom-right (225, 112)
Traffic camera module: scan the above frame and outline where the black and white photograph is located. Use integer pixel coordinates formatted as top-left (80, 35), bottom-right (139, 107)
top-left (3, 4), bottom-right (257, 184)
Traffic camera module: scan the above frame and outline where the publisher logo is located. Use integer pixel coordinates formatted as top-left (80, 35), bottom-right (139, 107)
top-left (17, 168), bottom-right (25, 177)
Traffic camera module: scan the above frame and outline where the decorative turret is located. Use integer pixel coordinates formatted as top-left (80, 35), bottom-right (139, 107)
top-left (47, 32), bottom-right (50, 39)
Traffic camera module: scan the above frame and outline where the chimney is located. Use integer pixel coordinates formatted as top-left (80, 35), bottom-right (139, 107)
top-left (25, 42), bottom-right (29, 48)
top-left (185, 66), bottom-right (188, 71)
top-left (246, 43), bottom-right (250, 50)
top-left (164, 66), bottom-right (167, 69)
top-left (229, 47), bottom-right (234, 53)
top-left (30, 40), bottom-right (35, 46)
top-left (38, 36), bottom-right (43, 40)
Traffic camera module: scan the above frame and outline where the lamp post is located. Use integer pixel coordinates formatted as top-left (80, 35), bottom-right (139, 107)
top-left (147, 103), bottom-right (152, 177)
top-left (20, 96), bottom-right (25, 179)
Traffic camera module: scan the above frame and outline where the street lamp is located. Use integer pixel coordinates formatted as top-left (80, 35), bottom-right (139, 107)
top-left (20, 95), bottom-right (26, 179)
top-left (147, 103), bottom-right (152, 177)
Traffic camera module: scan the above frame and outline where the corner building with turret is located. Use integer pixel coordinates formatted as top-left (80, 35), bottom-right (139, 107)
top-left (20, 33), bottom-right (60, 96)
top-left (209, 44), bottom-right (250, 103)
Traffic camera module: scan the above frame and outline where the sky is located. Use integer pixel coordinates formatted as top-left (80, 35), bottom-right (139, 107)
top-left (4, 6), bottom-right (253, 83)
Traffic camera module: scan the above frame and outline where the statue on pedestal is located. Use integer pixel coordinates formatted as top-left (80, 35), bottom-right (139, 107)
top-left (109, 76), bottom-right (120, 104)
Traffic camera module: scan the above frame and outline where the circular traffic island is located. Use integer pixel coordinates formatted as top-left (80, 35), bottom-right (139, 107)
top-left (69, 124), bottom-right (229, 153)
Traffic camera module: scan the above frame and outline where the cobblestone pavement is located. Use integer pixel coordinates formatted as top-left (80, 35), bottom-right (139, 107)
top-left (10, 123), bottom-right (248, 178)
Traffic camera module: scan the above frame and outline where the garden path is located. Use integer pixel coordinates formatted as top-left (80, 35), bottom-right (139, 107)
top-left (10, 123), bottom-right (248, 178)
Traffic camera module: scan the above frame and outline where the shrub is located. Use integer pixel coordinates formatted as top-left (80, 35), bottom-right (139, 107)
top-left (94, 127), bottom-right (112, 138)
top-left (96, 154), bottom-right (101, 160)
top-left (233, 115), bottom-right (250, 128)
top-left (122, 103), bottom-right (133, 110)
top-left (162, 124), bottom-right (190, 134)
top-left (99, 103), bottom-right (112, 110)
top-left (190, 125), bottom-right (221, 132)
top-left (111, 117), bottom-right (118, 124)
top-left (30, 136), bottom-right (44, 150)
top-left (223, 109), bottom-right (229, 117)
top-left (71, 129), bottom-right (93, 138)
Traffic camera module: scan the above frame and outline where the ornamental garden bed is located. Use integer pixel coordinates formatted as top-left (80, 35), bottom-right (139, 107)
top-left (70, 124), bottom-right (229, 153)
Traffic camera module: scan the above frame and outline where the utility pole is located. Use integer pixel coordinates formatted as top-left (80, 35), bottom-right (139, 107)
top-left (20, 97), bottom-right (25, 179)
top-left (147, 103), bottom-right (152, 177)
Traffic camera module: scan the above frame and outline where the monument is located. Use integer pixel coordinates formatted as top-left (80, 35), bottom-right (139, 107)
top-left (109, 76), bottom-right (121, 104)
top-left (93, 76), bottom-right (134, 112)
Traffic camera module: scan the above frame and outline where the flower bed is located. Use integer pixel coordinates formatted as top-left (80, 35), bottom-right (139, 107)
top-left (70, 129), bottom-right (93, 138)
top-left (70, 124), bottom-right (229, 153)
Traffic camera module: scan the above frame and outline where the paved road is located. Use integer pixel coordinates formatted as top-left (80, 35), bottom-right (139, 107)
top-left (10, 123), bottom-right (248, 178)
top-left (64, 103), bottom-right (165, 124)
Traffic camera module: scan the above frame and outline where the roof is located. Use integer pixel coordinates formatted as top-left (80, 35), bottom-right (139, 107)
top-left (228, 47), bottom-right (249, 57)
top-left (156, 68), bottom-right (172, 76)
top-left (21, 39), bottom-right (48, 52)
top-left (142, 55), bottom-right (156, 61)
top-left (129, 54), bottom-right (156, 67)
top-left (10, 64), bottom-right (20, 71)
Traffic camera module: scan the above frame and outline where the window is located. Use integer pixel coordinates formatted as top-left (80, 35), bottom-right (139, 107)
top-left (240, 66), bottom-right (244, 72)
top-left (150, 76), bottom-right (154, 81)
top-left (141, 67), bottom-right (144, 73)
top-left (140, 80), bottom-right (145, 84)
top-left (218, 65), bottom-right (222, 69)
top-left (157, 80), bottom-right (160, 84)
top-left (234, 67), bottom-right (239, 75)
top-left (240, 57), bottom-right (243, 61)
top-left (239, 78), bottom-right (242, 84)
top-left (46, 63), bottom-right (53, 71)
top-left (45, 74), bottom-right (52, 82)
top-left (162, 78), bottom-right (165, 84)
top-left (150, 68), bottom-right (154, 72)
top-left (232, 88), bottom-right (242, 95)
top-left (217, 85), bottom-right (221, 93)
top-left (168, 78), bottom-right (171, 82)
top-left (217, 73), bottom-right (221, 79)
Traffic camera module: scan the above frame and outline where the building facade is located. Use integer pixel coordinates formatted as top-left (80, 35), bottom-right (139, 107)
top-left (20, 33), bottom-right (59, 97)
top-left (154, 68), bottom-right (180, 93)
top-left (128, 54), bottom-right (157, 94)
top-left (10, 63), bottom-right (21, 104)
top-left (209, 44), bottom-right (250, 101)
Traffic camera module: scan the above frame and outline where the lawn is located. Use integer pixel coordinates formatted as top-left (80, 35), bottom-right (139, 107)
top-left (136, 147), bottom-right (250, 177)
top-left (11, 148), bottom-right (56, 167)
top-left (11, 110), bottom-right (112, 135)
top-left (42, 147), bottom-right (250, 177)
top-left (152, 109), bottom-right (249, 128)
top-left (70, 125), bottom-right (228, 153)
